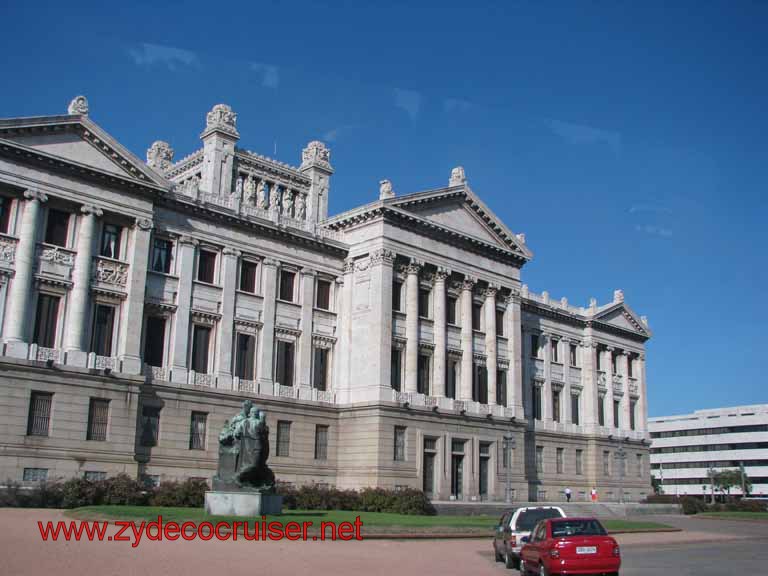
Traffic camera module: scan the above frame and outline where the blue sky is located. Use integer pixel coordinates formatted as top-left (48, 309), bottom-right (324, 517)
top-left (1, 1), bottom-right (766, 416)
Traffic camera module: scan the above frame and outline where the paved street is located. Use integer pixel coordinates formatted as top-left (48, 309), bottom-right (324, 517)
top-left (1, 510), bottom-right (767, 575)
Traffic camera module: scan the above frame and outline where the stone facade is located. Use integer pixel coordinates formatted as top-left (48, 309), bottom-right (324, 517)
top-left (0, 98), bottom-right (652, 501)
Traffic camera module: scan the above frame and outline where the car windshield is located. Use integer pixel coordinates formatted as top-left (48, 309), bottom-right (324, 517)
top-left (550, 519), bottom-right (607, 538)
top-left (515, 509), bottom-right (563, 531)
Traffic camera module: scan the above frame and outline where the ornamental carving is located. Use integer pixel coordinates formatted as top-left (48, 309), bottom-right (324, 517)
top-left (379, 179), bottom-right (395, 199)
top-left (134, 217), bottom-right (153, 231)
top-left (342, 259), bottom-right (355, 274)
top-left (205, 104), bottom-right (239, 137)
top-left (370, 248), bottom-right (396, 267)
top-left (295, 193), bottom-right (306, 220)
top-left (269, 184), bottom-right (280, 209)
top-left (282, 188), bottom-right (294, 216)
top-left (0, 238), bottom-right (17, 263)
top-left (94, 258), bottom-right (128, 287)
top-left (301, 141), bottom-right (331, 170)
top-left (147, 141), bottom-right (174, 173)
top-left (449, 166), bottom-right (466, 187)
top-left (81, 204), bottom-right (103, 218)
top-left (39, 245), bottom-right (74, 266)
top-left (262, 257), bottom-right (280, 268)
top-left (244, 174), bottom-right (257, 205)
top-left (257, 180), bottom-right (268, 210)
top-left (434, 267), bottom-right (451, 281)
top-left (24, 189), bottom-right (48, 203)
top-left (483, 285), bottom-right (498, 299)
top-left (461, 276), bottom-right (476, 291)
top-left (405, 258), bottom-right (422, 275)
top-left (67, 95), bottom-right (89, 115)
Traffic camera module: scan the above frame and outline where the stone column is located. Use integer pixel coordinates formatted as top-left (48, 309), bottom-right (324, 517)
top-left (459, 276), bottom-right (475, 401)
top-left (215, 247), bottom-right (240, 389)
top-left (505, 290), bottom-right (524, 416)
top-left (63, 204), bottom-right (102, 366)
top-left (637, 353), bottom-right (648, 433)
top-left (604, 347), bottom-right (615, 428)
top-left (581, 341), bottom-right (599, 429)
top-left (432, 267), bottom-right (449, 397)
top-left (170, 236), bottom-right (198, 384)
top-left (117, 217), bottom-right (152, 374)
top-left (484, 285), bottom-right (498, 405)
top-left (541, 333), bottom-right (552, 421)
top-left (334, 261), bottom-right (354, 396)
top-left (370, 249), bottom-right (395, 393)
top-left (562, 338), bottom-right (572, 424)
top-left (298, 267), bottom-right (316, 388)
top-left (620, 351), bottom-right (632, 431)
top-left (4, 190), bottom-right (47, 350)
top-left (257, 257), bottom-right (279, 387)
top-left (404, 259), bottom-right (421, 394)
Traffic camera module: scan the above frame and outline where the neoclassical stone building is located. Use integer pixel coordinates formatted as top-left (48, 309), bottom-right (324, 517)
top-left (0, 97), bottom-right (652, 501)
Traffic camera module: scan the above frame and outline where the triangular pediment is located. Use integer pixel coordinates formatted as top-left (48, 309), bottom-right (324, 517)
top-left (389, 187), bottom-right (532, 260)
top-left (594, 303), bottom-right (652, 338)
top-left (0, 115), bottom-right (168, 187)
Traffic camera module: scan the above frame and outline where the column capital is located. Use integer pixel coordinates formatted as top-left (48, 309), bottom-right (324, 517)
top-left (638, 352), bottom-right (646, 361)
top-left (405, 258), bottom-right (423, 275)
top-left (80, 204), bottom-right (103, 217)
top-left (461, 275), bottom-right (477, 291)
top-left (605, 346), bottom-right (615, 353)
top-left (24, 189), bottom-right (48, 203)
top-left (504, 288), bottom-right (521, 305)
top-left (300, 267), bottom-right (316, 277)
top-left (483, 284), bottom-right (499, 299)
top-left (134, 217), bottom-right (154, 231)
top-left (370, 248), bottom-right (396, 267)
top-left (434, 266), bottom-right (451, 281)
top-left (342, 258), bottom-right (355, 274)
top-left (263, 257), bottom-right (280, 268)
top-left (178, 235), bottom-right (199, 247)
top-left (223, 247), bottom-right (241, 258)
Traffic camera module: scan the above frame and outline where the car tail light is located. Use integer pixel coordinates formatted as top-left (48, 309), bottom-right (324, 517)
top-left (613, 545), bottom-right (621, 557)
top-left (508, 535), bottom-right (516, 546)
top-left (549, 549), bottom-right (560, 559)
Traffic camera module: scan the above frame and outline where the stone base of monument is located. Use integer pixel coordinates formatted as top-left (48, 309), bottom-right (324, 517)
top-left (205, 491), bottom-right (283, 517)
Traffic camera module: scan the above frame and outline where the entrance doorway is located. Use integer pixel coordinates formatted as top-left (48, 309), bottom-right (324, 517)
top-left (451, 439), bottom-right (465, 499)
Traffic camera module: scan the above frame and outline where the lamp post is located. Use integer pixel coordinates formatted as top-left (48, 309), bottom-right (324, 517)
top-left (614, 437), bottom-right (627, 504)
top-left (503, 426), bottom-right (516, 504)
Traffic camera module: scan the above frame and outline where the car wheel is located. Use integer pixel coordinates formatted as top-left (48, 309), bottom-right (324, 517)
top-left (519, 560), bottom-right (527, 575)
top-left (505, 552), bottom-right (515, 569)
top-left (538, 564), bottom-right (549, 576)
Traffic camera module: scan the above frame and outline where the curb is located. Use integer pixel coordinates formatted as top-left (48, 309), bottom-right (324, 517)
top-left (359, 528), bottom-right (683, 540)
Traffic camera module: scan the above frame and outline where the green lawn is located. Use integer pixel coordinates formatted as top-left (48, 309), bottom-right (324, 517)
top-left (66, 506), bottom-right (673, 534)
top-left (697, 511), bottom-right (768, 521)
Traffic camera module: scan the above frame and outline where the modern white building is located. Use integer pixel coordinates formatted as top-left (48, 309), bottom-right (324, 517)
top-left (0, 96), bottom-right (652, 501)
top-left (650, 404), bottom-right (768, 497)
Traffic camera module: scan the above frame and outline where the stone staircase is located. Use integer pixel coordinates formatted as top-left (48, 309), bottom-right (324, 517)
top-left (432, 501), bottom-right (679, 518)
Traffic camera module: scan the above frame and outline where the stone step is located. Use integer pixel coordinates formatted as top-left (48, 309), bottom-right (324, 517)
top-left (431, 501), bottom-right (680, 518)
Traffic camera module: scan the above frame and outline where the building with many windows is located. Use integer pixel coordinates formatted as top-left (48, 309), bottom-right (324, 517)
top-left (0, 97), bottom-right (652, 501)
top-left (650, 404), bottom-right (768, 497)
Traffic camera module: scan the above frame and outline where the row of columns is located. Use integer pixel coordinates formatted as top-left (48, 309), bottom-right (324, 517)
top-left (3, 190), bottom-right (151, 372)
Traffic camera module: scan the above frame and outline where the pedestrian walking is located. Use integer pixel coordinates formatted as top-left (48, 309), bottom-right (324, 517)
top-left (565, 487), bottom-right (572, 502)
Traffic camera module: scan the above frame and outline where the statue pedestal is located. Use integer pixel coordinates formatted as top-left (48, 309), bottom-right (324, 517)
top-left (205, 491), bottom-right (283, 517)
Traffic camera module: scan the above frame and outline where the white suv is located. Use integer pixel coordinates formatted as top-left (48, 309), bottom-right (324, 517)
top-left (493, 506), bottom-right (566, 569)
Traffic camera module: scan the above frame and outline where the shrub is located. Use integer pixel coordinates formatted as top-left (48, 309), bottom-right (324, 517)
top-left (150, 479), bottom-right (208, 508)
top-left (680, 496), bottom-right (707, 515)
top-left (61, 478), bottom-right (104, 508)
top-left (725, 499), bottom-right (767, 512)
top-left (275, 482), bottom-right (298, 509)
top-left (641, 494), bottom-right (679, 504)
top-left (103, 474), bottom-right (147, 506)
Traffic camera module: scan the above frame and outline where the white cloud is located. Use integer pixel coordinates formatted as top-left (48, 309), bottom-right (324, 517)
top-left (635, 224), bottom-right (673, 238)
top-left (394, 88), bottom-right (422, 121)
top-left (547, 118), bottom-right (621, 152)
top-left (128, 43), bottom-right (199, 71)
top-left (250, 63), bottom-right (280, 89)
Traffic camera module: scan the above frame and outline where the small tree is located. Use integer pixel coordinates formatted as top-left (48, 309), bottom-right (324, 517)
top-left (713, 469), bottom-right (751, 500)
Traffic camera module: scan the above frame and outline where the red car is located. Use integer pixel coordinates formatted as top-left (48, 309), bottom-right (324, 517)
top-left (519, 517), bottom-right (620, 576)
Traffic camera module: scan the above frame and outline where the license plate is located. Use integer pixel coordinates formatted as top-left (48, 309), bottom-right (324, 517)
top-left (576, 546), bottom-right (597, 554)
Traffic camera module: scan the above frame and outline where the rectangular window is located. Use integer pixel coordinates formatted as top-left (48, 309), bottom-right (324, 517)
top-left (392, 280), bottom-right (403, 312)
top-left (84, 471), bottom-right (106, 481)
top-left (570, 343), bottom-right (578, 367)
top-left (446, 358), bottom-right (458, 399)
top-left (417, 354), bottom-right (431, 395)
top-left (91, 304), bottom-right (115, 356)
top-left (630, 400), bottom-right (637, 430)
top-left (596, 350), bottom-right (602, 371)
top-left (45, 209), bottom-right (69, 246)
top-left (313, 347), bottom-right (329, 391)
top-left (151, 238), bottom-right (173, 273)
top-left (314, 424), bottom-right (328, 460)
top-left (598, 395), bottom-right (605, 426)
top-left (575, 449), bottom-right (583, 475)
top-left (33, 294), bottom-right (60, 348)
top-left (472, 302), bottom-right (482, 331)
top-left (189, 412), bottom-right (207, 450)
top-left (143, 316), bottom-right (166, 367)
top-left (552, 389), bottom-right (561, 422)
top-left (531, 334), bottom-right (539, 358)
top-left (556, 447), bottom-right (564, 474)
top-left (536, 445), bottom-right (544, 473)
top-left (627, 355), bottom-right (634, 378)
top-left (316, 279), bottom-right (332, 310)
top-left (571, 393), bottom-right (580, 425)
top-left (391, 348), bottom-right (402, 391)
top-left (473, 364), bottom-right (488, 404)
top-left (27, 392), bottom-right (53, 436)
top-left (239, 260), bottom-right (258, 293)
top-left (613, 400), bottom-right (621, 428)
top-left (100, 223), bottom-right (122, 259)
top-left (86, 398), bottom-right (109, 441)
top-left (495, 310), bottom-right (504, 336)
top-left (197, 249), bottom-right (217, 284)
top-left (551, 340), bottom-right (560, 363)
top-left (418, 288), bottom-right (430, 319)
top-left (611, 352), bottom-right (618, 374)
top-left (140, 406), bottom-right (160, 447)
top-left (275, 340), bottom-right (295, 387)
top-left (23, 468), bottom-right (48, 482)
top-left (234, 333), bottom-right (256, 380)
top-left (276, 421), bottom-right (291, 457)
top-left (603, 450), bottom-right (610, 476)
top-left (496, 369), bottom-right (507, 406)
top-left (191, 325), bottom-right (212, 373)
top-left (279, 270), bottom-right (295, 302)
top-left (446, 296), bottom-right (457, 325)
top-left (533, 385), bottom-right (542, 420)
top-left (0, 196), bottom-right (12, 234)
top-left (394, 426), bottom-right (406, 461)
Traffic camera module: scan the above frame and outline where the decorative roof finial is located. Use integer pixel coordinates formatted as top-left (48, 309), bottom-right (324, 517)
top-left (300, 140), bottom-right (332, 171)
top-left (67, 95), bottom-right (89, 116)
top-left (449, 166), bottom-right (466, 187)
top-left (379, 179), bottom-right (395, 200)
top-left (613, 289), bottom-right (625, 303)
top-left (146, 141), bottom-right (174, 173)
top-left (202, 104), bottom-right (239, 138)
